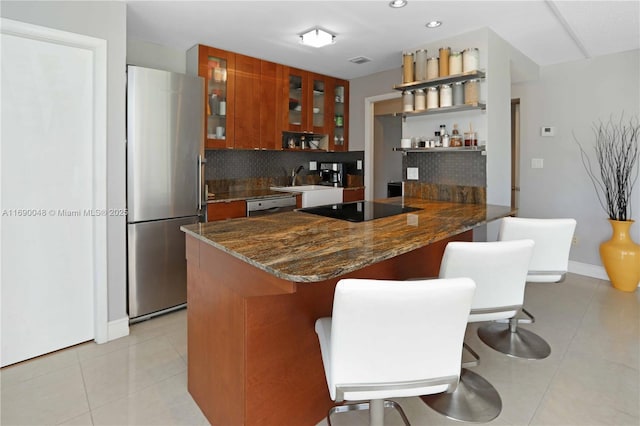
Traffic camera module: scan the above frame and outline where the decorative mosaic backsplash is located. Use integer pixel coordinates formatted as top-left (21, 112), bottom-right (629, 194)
top-left (403, 151), bottom-right (486, 187)
top-left (204, 150), bottom-right (364, 192)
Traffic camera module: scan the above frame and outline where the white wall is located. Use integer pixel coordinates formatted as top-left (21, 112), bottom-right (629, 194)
top-left (349, 68), bottom-right (398, 151)
top-left (2, 1), bottom-right (128, 322)
top-left (512, 49), bottom-right (640, 266)
top-left (127, 39), bottom-right (187, 74)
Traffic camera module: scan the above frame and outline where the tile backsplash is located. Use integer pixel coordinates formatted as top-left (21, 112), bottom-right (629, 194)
top-left (403, 151), bottom-right (486, 187)
top-left (205, 150), bottom-right (364, 181)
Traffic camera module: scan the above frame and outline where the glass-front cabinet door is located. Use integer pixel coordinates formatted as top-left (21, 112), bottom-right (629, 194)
top-left (200, 46), bottom-right (235, 149)
top-left (330, 78), bottom-right (349, 151)
top-left (283, 68), bottom-right (332, 137)
top-left (286, 67), bottom-right (306, 133)
top-left (310, 74), bottom-right (328, 134)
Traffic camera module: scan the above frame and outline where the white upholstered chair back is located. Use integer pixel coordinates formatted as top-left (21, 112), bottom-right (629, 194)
top-left (316, 277), bottom-right (475, 402)
top-left (439, 240), bottom-right (534, 322)
top-left (498, 217), bottom-right (576, 283)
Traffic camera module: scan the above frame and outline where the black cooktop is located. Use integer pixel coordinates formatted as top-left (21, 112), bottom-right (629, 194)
top-left (300, 201), bottom-right (422, 222)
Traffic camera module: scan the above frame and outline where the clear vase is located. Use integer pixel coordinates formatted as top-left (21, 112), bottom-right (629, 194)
top-left (599, 219), bottom-right (640, 292)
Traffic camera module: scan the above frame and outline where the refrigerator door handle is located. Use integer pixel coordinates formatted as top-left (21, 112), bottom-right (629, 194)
top-left (198, 155), bottom-right (206, 211)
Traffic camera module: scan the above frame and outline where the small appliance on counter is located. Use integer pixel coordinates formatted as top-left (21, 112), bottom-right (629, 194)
top-left (319, 162), bottom-right (345, 187)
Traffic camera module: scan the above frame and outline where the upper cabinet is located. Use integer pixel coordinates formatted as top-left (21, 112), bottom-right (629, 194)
top-left (233, 54), bottom-right (261, 149)
top-left (280, 68), bottom-right (349, 151)
top-left (281, 67), bottom-right (330, 135)
top-left (281, 66), bottom-right (306, 133)
top-left (259, 60), bottom-right (280, 150)
top-left (330, 78), bottom-right (349, 151)
top-left (188, 44), bottom-right (348, 151)
top-left (187, 45), bottom-right (235, 149)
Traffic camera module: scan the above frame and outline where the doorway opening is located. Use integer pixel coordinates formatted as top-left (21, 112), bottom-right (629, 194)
top-left (511, 98), bottom-right (520, 210)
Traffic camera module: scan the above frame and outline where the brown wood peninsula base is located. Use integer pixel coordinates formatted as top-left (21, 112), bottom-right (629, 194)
top-left (182, 198), bottom-right (516, 425)
top-left (185, 230), bottom-right (471, 426)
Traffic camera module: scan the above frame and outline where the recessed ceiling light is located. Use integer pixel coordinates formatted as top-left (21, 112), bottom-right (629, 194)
top-left (389, 0), bottom-right (408, 8)
top-left (299, 28), bottom-right (335, 48)
top-left (426, 20), bottom-right (442, 28)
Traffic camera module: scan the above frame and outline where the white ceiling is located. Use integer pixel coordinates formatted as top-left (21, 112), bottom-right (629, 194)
top-left (127, 0), bottom-right (640, 80)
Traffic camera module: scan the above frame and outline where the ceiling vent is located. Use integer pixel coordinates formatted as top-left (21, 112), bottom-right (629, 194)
top-left (348, 56), bottom-right (372, 64)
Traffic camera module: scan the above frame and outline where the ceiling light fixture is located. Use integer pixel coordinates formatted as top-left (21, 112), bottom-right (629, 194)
top-left (426, 20), bottom-right (442, 28)
top-left (299, 28), bottom-right (335, 48)
top-left (389, 0), bottom-right (408, 8)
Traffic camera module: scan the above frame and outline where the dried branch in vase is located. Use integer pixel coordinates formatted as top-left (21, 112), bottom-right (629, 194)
top-left (575, 114), bottom-right (639, 222)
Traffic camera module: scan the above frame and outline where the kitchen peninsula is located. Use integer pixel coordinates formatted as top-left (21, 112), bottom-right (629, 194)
top-left (181, 198), bottom-right (515, 426)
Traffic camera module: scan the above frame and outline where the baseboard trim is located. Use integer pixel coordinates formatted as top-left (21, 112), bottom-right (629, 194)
top-left (106, 316), bottom-right (130, 341)
top-left (568, 260), bottom-right (609, 280)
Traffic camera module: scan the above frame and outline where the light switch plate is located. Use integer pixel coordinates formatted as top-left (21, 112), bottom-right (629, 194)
top-left (540, 126), bottom-right (555, 137)
top-left (357, 160), bottom-right (363, 170)
top-left (309, 161), bottom-right (317, 171)
top-left (531, 158), bottom-right (544, 169)
top-left (407, 167), bottom-right (419, 180)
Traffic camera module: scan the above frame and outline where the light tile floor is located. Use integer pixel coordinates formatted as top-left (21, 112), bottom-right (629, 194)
top-left (1, 273), bottom-right (638, 426)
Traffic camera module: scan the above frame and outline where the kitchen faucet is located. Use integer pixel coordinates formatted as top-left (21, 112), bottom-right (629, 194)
top-left (291, 165), bottom-right (304, 186)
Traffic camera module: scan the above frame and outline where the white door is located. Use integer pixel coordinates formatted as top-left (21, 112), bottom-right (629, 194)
top-left (1, 19), bottom-right (108, 367)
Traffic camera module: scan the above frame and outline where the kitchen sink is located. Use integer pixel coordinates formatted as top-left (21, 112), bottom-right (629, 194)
top-left (270, 185), bottom-right (343, 208)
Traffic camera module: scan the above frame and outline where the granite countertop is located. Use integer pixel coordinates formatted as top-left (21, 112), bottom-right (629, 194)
top-left (207, 189), bottom-right (297, 203)
top-left (182, 198), bottom-right (516, 282)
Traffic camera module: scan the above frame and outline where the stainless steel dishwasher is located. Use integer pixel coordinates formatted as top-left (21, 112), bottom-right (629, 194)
top-left (246, 196), bottom-right (296, 217)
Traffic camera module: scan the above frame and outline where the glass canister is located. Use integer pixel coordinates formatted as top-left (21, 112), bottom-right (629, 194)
top-left (452, 81), bottom-right (464, 105)
top-left (450, 134), bottom-right (463, 147)
top-left (439, 47), bottom-right (450, 76)
top-left (426, 57), bottom-right (439, 80)
top-left (414, 89), bottom-right (426, 111)
top-left (426, 87), bottom-right (439, 109)
top-left (463, 48), bottom-right (480, 72)
top-left (439, 84), bottom-right (452, 107)
top-left (464, 79), bottom-right (479, 105)
top-left (449, 51), bottom-right (463, 75)
top-left (402, 90), bottom-right (414, 112)
top-left (402, 52), bottom-right (414, 83)
top-left (415, 49), bottom-right (428, 81)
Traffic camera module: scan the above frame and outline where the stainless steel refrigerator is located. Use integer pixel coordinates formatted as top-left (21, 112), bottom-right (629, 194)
top-left (126, 66), bottom-right (204, 320)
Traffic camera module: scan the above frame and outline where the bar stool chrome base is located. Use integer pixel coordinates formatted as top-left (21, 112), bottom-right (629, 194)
top-left (421, 368), bottom-right (501, 423)
top-left (327, 399), bottom-right (410, 426)
top-left (478, 322), bottom-right (551, 360)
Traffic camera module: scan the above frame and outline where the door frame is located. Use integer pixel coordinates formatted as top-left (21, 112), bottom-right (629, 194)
top-left (1, 18), bottom-right (109, 343)
top-left (364, 91), bottom-right (402, 201)
top-left (511, 98), bottom-right (521, 211)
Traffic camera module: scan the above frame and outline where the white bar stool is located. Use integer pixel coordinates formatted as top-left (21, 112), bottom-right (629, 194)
top-left (478, 217), bottom-right (577, 359)
top-left (315, 277), bottom-right (476, 426)
top-left (421, 239), bottom-right (535, 423)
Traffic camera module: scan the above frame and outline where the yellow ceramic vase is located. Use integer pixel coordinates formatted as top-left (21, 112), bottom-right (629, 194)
top-left (600, 219), bottom-right (640, 292)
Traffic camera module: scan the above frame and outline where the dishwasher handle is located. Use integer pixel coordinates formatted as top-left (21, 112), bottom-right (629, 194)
top-left (246, 197), bottom-right (296, 216)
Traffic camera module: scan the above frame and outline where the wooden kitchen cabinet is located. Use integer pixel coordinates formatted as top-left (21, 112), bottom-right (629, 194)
top-left (207, 201), bottom-right (246, 221)
top-left (234, 54), bottom-right (261, 149)
top-left (342, 187), bottom-right (364, 203)
top-left (329, 78), bottom-right (349, 151)
top-left (259, 60), bottom-right (280, 150)
top-left (189, 44), bottom-right (347, 151)
top-left (280, 67), bottom-right (332, 135)
top-left (187, 45), bottom-right (235, 149)
top-left (189, 45), bottom-right (280, 150)
top-left (233, 56), bottom-right (280, 150)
